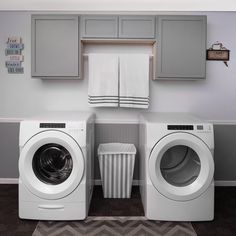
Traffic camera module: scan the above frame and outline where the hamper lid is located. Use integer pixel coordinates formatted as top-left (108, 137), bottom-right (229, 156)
top-left (98, 143), bottom-right (136, 155)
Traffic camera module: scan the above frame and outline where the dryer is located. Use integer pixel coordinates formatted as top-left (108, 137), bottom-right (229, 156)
top-left (19, 112), bottom-right (95, 220)
top-left (139, 113), bottom-right (214, 221)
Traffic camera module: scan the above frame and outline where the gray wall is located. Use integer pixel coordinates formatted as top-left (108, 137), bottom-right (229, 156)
top-left (94, 123), bottom-right (139, 180)
top-left (0, 122), bottom-right (236, 182)
top-left (214, 125), bottom-right (236, 180)
top-left (0, 123), bottom-right (19, 178)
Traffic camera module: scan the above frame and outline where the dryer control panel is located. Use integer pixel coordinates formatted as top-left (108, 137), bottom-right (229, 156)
top-left (196, 125), bottom-right (204, 130)
top-left (39, 123), bottom-right (66, 128)
top-left (167, 124), bottom-right (212, 132)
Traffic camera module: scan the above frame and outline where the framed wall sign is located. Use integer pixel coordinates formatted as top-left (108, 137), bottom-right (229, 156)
top-left (206, 42), bottom-right (230, 67)
top-left (206, 49), bottom-right (230, 61)
top-left (5, 36), bottom-right (24, 74)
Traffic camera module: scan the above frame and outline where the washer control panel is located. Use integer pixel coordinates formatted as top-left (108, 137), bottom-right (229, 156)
top-left (167, 125), bottom-right (193, 130)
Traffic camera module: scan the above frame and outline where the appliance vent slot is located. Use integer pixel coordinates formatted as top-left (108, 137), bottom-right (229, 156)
top-left (167, 125), bottom-right (193, 130)
top-left (39, 123), bottom-right (66, 129)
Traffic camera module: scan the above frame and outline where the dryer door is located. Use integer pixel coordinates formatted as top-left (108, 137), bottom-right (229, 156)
top-left (149, 132), bottom-right (214, 201)
top-left (19, 130), bottom-right (85, 200)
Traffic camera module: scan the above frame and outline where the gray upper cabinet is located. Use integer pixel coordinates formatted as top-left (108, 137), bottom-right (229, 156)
top-left (156, 15), bottom-right (207, 80)
top-left (81, 15), bottom-right (118, 38)
top-left (32, 15), bottom-right (80, 78)
top-left (119, 16), bottom-right (155, 39)
top-left (81, 15), bottom-right (155, 39)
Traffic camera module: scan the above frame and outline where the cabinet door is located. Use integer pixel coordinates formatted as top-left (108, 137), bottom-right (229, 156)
top-left (81, 15), bottom-right (118, 38)
top-left (119, 16), bottom-right (155, 39)
top-left (32, 15), bottom-right (80, 78)
top-left (156, 16), bottom-right (206, 79)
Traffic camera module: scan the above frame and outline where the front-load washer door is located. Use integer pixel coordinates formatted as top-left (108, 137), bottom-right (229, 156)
top-left (19, 130), bottom-right (85, 200)
top-left (149, 132), bottom-right (214, 201)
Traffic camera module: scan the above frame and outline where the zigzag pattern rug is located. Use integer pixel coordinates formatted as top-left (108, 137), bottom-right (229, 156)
top-left (32, 216), bottom-right (197, 236)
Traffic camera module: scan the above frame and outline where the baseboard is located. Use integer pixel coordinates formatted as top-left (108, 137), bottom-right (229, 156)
top-left (94, 179), bottom-right (139, 186)
top-left (0, 178), bottom-right (139, 186)
top-left (0, 178), bottom-right (18, 184)
top-left (0, 178), bottom-right (235, 187)
top-left (215, 181), bottom-right (236, 186)
top-left (94, 180), bottom-right (236, 187)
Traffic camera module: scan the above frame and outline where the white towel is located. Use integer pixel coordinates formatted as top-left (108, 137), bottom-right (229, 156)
top-left (88, 54), bottom-right (119, 107)
top-left (119, 54), bottom-right (149, 109)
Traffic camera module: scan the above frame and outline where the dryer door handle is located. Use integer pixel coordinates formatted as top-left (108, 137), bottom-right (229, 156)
top-left (38, 205), bottom-right (64, 210)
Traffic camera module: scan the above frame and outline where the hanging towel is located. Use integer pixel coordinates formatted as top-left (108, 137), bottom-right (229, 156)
top-left (119, 54), bottom-right (149, 109)
top-left (88, 54), bottom-right (119, 107)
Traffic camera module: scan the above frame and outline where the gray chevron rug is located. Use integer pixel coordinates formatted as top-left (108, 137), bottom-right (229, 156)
top-left (32, 216), bottom-right (197, 236)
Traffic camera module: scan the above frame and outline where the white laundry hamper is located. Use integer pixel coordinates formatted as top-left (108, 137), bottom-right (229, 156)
top-left (98, 143), bottom-right (136, 198)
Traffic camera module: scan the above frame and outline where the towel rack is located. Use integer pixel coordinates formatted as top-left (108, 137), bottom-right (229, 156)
top-left (83, 54), bottom-right (153, 58)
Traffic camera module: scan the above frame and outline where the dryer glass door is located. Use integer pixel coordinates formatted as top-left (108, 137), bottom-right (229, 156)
top-left (160, 145), bottom-right (200, 187)
top-left (19, 130), bottom-right (85, 200)
top-left (149, 132), bottom-right (214, 201)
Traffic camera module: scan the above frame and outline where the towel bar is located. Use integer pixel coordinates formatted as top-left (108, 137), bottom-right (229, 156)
top-left (83, 54), bottom-right (153, 58)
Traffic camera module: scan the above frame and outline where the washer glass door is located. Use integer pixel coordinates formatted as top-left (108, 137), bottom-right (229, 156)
top-left (32, 143), bottom-right (73, 185)
top-left (19, 130), bottom-right (85, 200)
top-left (149, 132), bottom-right (214, 201)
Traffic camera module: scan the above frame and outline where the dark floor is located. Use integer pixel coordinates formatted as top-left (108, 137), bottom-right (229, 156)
top-left (192, 187), bottom-right (236, 236)
top-left (89, 186), bottom-right (144, 216)
top-left (0, 185), bottom-right (236, 236)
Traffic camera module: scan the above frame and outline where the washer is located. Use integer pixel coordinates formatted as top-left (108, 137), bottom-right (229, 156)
top-left (19, 112), bottom-right (95, 220)
top-left (139, 113), bottom-right (214, 221)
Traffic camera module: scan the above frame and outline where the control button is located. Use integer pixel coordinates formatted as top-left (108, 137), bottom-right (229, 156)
top-left (197, 125), bottom-right (204, 130)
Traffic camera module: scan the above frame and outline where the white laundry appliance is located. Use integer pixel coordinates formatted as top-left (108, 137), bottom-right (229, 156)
top-left (139, 113), bottom-right (214, 221)
top-left (19, 112), bottom-right (95, 220)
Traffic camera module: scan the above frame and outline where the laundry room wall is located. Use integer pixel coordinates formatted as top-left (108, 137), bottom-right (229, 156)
top-left (0, 0), bottom-right (235, 11)
top-left (0, 11), bottom-right (236, 122)
top-left (0, 11), bottom-right (236, 184)
top-left (1, 122), bottom-right (236, 184)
